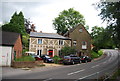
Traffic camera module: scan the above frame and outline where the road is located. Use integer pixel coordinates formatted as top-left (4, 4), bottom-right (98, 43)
top-left (2, 49), bottom-right (120, 81)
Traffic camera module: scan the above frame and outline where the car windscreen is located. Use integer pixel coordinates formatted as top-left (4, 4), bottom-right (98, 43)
top-left (45, 56), bottom-right (51, 58)
top-left (64, 56), bottom-right (70, 59)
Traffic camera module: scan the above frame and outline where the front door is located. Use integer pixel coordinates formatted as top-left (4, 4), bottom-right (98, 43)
top-left (37, 50), bottom-right (42, 57)
top-left (48, 50), bottom-right (53, 57)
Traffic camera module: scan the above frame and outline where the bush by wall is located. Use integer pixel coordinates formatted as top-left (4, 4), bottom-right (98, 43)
top-left (15, 56), bottom-right (35, 62)
top-left (52, 55), bottom-right (63, 64)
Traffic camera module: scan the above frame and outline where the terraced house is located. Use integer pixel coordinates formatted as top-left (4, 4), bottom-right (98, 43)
top-left (29, 32), bottom-right (71, 57)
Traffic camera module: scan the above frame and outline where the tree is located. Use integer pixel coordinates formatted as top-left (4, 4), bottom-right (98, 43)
top-left (91, 26), bottom-right (115, 51)
top-left (24, 18), bottom-right (36, 34)
top-left (2, 11), bottom-right (29, 52)
top-left (95, 2), bottom-right (120, 48)
top-left (2, 11), bottom-right (26, 35)
top-left (61, 46), bottom-right (77, 57)
top-left (53, 8), bottom-right (86, 35)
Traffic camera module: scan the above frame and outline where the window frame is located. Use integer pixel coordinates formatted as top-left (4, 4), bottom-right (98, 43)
top-left (59, 40), bottom-right (64, 45)
top-left (38, 39), bottom-right (42, 44)
top-left (73, 40), bottom-right (77, 46)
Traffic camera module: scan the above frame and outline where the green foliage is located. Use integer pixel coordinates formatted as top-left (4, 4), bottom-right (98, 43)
top-left (22, 34), bottom-right (29, 48)
top-left (95, 2), bottom-right (120, 48)
top-left (53, 8), bottom-right (86, 35)
top-left (2, 11), bottom-right (26, 35)
top-left (91, 50), bottom-right (103, 59)
top-left (91, 26), bottom-right (115, 51)
top-left (15, 56), bottom-right (35, 62)
top-left (111, 68), bottom-right (120, 79)
top-left (52, 55), bottom-right (62, 64)
top-left (61, 46), bottom-right (77, 56)
top-left (2, 11), bottom-right (29, 51)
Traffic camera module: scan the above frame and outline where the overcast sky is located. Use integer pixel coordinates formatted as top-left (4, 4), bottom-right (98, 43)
top-left (1, 0), bottom-right (107, 33)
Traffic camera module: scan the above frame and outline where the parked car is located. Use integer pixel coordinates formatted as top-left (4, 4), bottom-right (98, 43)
top-left (63, 55), bottom-right (81, 65)
top-left (41, 55), bottom-right (54, 63)
top-left (80, 56), bottom-right (91, 63)
top-left (25, 51), bottom-right (42, 61)
top-left (31, 55), bottom-right (42, 61)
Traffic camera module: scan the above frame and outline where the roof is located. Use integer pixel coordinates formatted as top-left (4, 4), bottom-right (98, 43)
top-left (0, 31), bottom-right (20, 46)
top-left (64, 24), bottom-right (90, 37)
top-left (30, 32), bottom-right (71, 40)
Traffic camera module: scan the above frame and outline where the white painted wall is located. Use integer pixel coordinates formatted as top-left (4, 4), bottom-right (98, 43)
top-left (0, 46), bottom-right (12, 66)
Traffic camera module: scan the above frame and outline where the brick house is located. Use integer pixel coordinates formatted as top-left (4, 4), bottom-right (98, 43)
top-left (64, 24), bottom-right (91, 56)
top-left (29, 32), bottom-right (71, 57)
top-left (0, 31), bottom-right (22, 66)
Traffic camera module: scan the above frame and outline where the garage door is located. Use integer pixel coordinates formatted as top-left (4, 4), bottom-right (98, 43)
top-left (0, 46), bottom-right (12, 66)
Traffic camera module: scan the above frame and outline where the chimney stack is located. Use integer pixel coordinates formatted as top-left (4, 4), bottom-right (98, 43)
top-left (40, 31), bottom-right (42, 33)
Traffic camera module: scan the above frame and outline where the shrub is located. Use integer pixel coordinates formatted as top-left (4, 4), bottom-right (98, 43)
top-left (91, 50), bottom-right (103, 59)
top-left (52, 55), bottom-right (62, 64)
top-left (61, 46), bottom-right (77, 57)
top-left (15, 56), bottom-right (35, 62)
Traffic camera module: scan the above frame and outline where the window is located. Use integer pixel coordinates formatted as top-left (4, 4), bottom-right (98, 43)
top-left (73, 40), bottom-right (77, 46)
top-left (79, 28), bottom-right (83, 32)
top-left (38, 39), bottom-right (42, 44)
top-left (82, 41), bottom-right (87, 49)
top-left (59, 40), bottom-right (64, 45)
top-left (82, 41), bottom-right (87, 45)
top-left (58, 50), bottom-right (61, 56)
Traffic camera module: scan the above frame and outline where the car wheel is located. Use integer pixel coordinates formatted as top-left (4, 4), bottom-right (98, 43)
top-left (85, 60), bottom-right (87, 63)
top-left (79, 61), bottom-right (82, 64)
top-left (45, 60), bottom-right (48, 63)
top-left (72, 61), bottom-right (75, 65)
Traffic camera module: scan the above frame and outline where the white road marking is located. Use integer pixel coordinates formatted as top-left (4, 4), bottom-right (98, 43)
top-left (43, 78), bottom-right (52, 81)
top-left (103, 61), bottom-right (107, 64)
top-left (91, 64), bottom-right (99, 68)
top-left (78, 72), bottom-right (98, 80)
top-left (67, 69), bottom-right (85, 75)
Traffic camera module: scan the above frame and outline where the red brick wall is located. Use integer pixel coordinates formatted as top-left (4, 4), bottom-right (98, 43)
top-left (13, 35), bottom-right (22, 59)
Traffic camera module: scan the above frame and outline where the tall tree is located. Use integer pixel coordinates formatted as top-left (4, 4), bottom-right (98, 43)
top-left (95, 2), bottom-right (120, 48)
top-left (53, 8), bottom-right (86, 35)
top-left (2, 11), bottom-right (26, 35)
top-left (91, 26), bottom-right (115, 51)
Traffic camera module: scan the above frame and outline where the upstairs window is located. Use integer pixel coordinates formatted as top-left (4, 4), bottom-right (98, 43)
top-left (82, 41), bottom-right (87, 49)
top-left (79, 28), bottom-right (83, 32)
top-left (38, 39), bottom-right (42, 44)
top-left (82, 41), bottom-right (87, 45)
top-left (59, 40), bottom-right (64, 45)
top-left (73, 40), bottom-right (77, 46)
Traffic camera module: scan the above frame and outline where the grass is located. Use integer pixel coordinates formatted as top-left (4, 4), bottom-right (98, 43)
top-left (111, 68), bottom-right (120, 79)
top-left (91, 50), bottom-right (103, 59)
top-left (15, 56), bottom-right (35, 62)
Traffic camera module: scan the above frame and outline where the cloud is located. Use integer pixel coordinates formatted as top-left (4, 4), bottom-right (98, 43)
top-left (1, 0), bottom-right (106, 33)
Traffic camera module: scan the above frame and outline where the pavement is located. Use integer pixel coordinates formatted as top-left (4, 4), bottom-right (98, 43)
top-left (2, 63), bottom-right (63, 77)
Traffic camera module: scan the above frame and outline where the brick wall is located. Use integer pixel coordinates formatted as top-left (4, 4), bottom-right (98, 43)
top-left (13, 35), bottom-right (23, 59)
top-left (12, 61), bottom-right (43, 68)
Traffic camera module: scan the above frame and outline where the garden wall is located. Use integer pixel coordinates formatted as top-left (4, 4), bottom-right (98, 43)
top-left (12, 61), bottom-right (43, 68)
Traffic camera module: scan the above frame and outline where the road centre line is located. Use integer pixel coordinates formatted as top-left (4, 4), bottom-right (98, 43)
top-left (67, 69), bottom-right (85, 75)
top-left (77, 72), bottom-right (99, 80)
top-left (43, 78), bottom-right (53, 81)
top-left (91, 64), bottom-right (99, 68)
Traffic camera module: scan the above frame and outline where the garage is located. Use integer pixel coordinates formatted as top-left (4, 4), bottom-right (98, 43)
top-left (0, 46), bottom-right (12, 66)
top-left (0, 31), bottom-right (23, 66)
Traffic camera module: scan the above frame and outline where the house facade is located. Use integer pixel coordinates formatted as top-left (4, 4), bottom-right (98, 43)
top-left (29, 32), bottom-right (71, 57)
top-left (64, 24), bottom-right (91, 56)
top-left (0, 31), bottom-right (22, 66)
